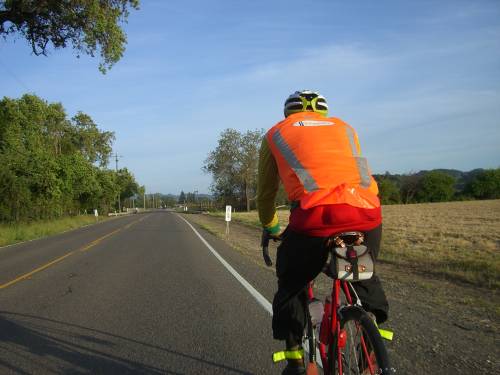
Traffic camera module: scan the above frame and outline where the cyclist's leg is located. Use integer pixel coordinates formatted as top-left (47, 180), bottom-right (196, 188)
top-left (272, 230), bottom-right (328, 369)
top-left (351, 225), bottom-right (389, 324)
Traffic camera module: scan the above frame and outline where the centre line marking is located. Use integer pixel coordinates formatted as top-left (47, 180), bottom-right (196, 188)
top-left (0, 215), bottom-right (149, 290)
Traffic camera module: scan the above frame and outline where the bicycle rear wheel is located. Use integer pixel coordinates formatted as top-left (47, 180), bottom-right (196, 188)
top-left (332, 306), bottom-right (391, 375)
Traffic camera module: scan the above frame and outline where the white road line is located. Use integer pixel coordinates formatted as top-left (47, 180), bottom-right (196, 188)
top-left (177, 215), bottom-right (273, 315)
top-left (178, 214), bottom-right (323, 368)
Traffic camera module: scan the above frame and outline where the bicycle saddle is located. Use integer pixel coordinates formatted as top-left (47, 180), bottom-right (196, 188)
top-left (329, 231), bottom-right (365, 248)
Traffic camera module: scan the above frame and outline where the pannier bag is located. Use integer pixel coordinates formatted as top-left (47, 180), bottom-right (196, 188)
top-left (333, 245), bottom-right (374, 281)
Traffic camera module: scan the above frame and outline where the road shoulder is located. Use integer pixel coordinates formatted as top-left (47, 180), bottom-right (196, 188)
top-left (181, 212), bottom-right (499, 375)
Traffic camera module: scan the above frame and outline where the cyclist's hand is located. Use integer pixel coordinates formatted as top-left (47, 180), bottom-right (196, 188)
top-left (261, 229), bottom-right (282, 267)
top-left (262, 248), bottom-right (273, 267)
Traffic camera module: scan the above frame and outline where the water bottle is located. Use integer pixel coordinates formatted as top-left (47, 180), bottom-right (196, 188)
top-left (308, 298), bottom-right (324, 327)
top-left (319, 297), bottom-right (331, 345)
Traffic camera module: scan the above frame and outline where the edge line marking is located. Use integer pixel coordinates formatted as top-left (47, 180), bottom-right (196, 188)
top-left (177, 214), bottom-right (272, 314)
top-left (177, 214), bottom-right (323, 367)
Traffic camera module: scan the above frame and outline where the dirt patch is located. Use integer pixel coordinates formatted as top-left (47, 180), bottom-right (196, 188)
top-left (182, 213), bottom-right (500, 375)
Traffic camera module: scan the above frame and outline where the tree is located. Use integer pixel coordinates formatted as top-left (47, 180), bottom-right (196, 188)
top-left (178, 191), bottom-right (186, 204)
top-left (465, 168), bottom-right (500, 199)
top-left (203, 128), bottom-right (265, 211)
top-left (94, 169), bottom-right (118, 213)
top-left (186, 192), bottom-right (195, 203)
top-left (377, 178), bottom-right (401, 205)
top-left (160, 194), bottom-right (176, 208)
top-left (116, 168), bottom-right (139, 202)
top-left (0, 94), bottom-right (141, 221)
top-left (400, 173), bottom-right (422, 203)
top-left (240, 130), bottom-right (264, 211)
top-left (71, 112), bottom-right (114, 166)
top-left (0, 0), bottom-right (139, 73)
top-left (203, 129), bottom-right (243, 207)
top-left (275, 183), bottom-right (289, 207)
top-left (415, 171), bottom-right (456, 203)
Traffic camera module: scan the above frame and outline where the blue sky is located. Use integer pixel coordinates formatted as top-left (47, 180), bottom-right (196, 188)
top-left (1, 0), bottom-right (499, 194)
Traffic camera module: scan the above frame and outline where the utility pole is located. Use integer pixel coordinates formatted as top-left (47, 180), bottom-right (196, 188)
top-left (143, 187), bottom-right (146, 211)
top-left (112, 153), bottom-right (123, 212)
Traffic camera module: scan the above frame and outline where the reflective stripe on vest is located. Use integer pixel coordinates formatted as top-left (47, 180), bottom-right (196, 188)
top-left (345, 126), bottom-right (371, 188)
top-left (266, 112), bottom-right (380, 209)
top-left (272, 129), bottom-right (319, 192)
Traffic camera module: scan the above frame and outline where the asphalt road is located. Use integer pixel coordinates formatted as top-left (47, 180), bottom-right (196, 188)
top-left (0, 211), bottom-right (282, 374)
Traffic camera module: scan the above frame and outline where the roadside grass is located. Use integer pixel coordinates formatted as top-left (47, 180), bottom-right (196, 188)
top-left (208, 200), bottom-right (500, 289)
top-left (195, 222), bottom-right (219, 237)
top-left (0, 215), bottom-right (109, 247)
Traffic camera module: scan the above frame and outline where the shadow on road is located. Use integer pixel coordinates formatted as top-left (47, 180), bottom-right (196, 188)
top-left (0, 311), bottom-right (253, 374)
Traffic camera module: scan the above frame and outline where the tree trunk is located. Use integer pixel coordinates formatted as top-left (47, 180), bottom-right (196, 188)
top-left (245, 179), bottom-right (251, 212)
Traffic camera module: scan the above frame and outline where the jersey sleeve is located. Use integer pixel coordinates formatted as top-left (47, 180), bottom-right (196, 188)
top-left (256, 137), bottom-right (280, 234)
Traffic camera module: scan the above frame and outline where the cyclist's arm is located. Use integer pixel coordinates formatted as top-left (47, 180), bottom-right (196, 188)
top-left (256, 137), bottom-right (280, 235)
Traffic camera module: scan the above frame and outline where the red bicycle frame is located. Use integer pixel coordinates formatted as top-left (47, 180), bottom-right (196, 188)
top-left (308, 278), bottom-right (376, 375)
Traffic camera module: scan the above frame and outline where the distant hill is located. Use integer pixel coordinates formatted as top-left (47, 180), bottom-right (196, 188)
top-left (374, 168), bottom-right (486, 191)
top-left (154, 193), bottom-right (213, 202)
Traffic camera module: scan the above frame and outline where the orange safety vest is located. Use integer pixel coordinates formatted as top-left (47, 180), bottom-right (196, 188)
top-left (266, 112), bottom-right (380, 210)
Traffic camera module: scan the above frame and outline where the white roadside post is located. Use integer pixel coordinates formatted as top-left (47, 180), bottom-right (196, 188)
top-left (225, 205), bottom-right (232, 237)
top-left (94, 209), bottom-right (98, 222)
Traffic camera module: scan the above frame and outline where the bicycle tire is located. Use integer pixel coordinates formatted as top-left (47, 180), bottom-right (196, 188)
top-left (328, 306), bottom-right (391, 375)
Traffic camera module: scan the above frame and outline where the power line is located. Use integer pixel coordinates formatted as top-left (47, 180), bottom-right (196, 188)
top-left (0, 53), bottom-right (32, 92)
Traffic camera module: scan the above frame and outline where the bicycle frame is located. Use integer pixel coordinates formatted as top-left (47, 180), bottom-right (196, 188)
top-left (308, 278), bottom-right (376, 375)
top-left (262, 229), bottom-right (388, 374)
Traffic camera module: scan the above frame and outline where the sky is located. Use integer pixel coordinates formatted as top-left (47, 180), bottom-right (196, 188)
top-left (1, 0), bottom-right (499, 194)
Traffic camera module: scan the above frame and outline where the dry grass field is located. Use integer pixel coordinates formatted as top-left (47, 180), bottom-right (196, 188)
top-left (380, 200), bottom-right (499, 288)
top-left (211, 200), bottom-right (500, 289)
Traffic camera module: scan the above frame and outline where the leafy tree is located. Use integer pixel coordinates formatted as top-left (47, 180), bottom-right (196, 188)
top-left (136, 185), bottom-right (145, 208)
top-left (0, 0), bottom-right (139, 73)
top-left (377, 178), bottom-right (401, 205)
top-left (203, 128), bottom-right (264, 211)
top-left (275, 183), bottom-right (289, 207)
top-left (71, 112), bottom-right (115, 166)
top-left (96, 168), bottom-right (119, 213)
top-left (0, 154), bottom-right (31, 221)
top-left (0, 94), bottom-right (141, 221)
top-left (240, 130), bottom-right (264, 211)
top-left (203, 128), bottom-right (243, 207)
top-left (415, 171), bottom-right (456, 203)
top-left (400, 173), bottom-right (422, 203)
top-left (465, 168), bottom-right (500, 199)
top-left (58, 153), bottom-right (101, 213)
top-left (116, 168), bottom-right (139, 202)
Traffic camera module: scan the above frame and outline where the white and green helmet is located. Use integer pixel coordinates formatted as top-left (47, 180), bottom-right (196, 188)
top-left (284, 90), bottom-right (328, 117)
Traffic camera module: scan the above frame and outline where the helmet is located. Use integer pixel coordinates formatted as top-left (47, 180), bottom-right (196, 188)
top-left (284, 90), bottom-right (328, 117)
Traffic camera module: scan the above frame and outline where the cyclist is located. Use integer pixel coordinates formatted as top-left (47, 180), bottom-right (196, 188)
top-left (256, 90), bottom-right (389, 375)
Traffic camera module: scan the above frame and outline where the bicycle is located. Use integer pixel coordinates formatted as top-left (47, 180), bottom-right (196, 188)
top-left (262, 230), bottom-right (393, 375)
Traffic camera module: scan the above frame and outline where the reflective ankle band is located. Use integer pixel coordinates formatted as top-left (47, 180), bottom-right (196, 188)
top-left (272, 349), bottom-right (304, 362)
top-left (379, 328), bottom-right (394, 341)
top-left (371, 317), bottom-right (394, 341)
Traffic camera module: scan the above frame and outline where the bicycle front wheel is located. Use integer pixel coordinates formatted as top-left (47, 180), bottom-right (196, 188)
top-left (334, 306), bottom-right (391, 375)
